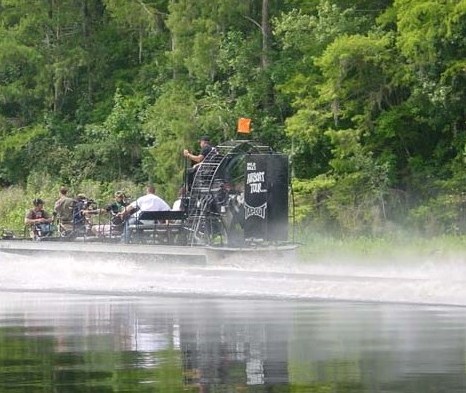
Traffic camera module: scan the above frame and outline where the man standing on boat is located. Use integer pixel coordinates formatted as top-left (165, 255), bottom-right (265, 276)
top-left (118, 185), bottom-right (170, 243)
top-left (54, 186), bottom-right (75, 232)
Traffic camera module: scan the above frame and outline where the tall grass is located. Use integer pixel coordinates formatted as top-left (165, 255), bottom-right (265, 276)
top-left (0, 185), bottom-right (30, 233)
top-left (295, 227), bottom-right (466, 262)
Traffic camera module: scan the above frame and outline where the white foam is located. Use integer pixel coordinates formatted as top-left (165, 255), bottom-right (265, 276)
top-left (1, 251), bottom-right (466, 306)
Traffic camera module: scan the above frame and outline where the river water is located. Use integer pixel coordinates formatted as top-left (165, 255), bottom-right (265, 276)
top-left (1, 251), bottom-right (466, 392)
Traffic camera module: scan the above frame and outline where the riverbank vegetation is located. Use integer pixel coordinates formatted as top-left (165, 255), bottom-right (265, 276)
top-left (0, 0), bottom-right (465, 239)
top-left (296, 231), bottom-right (466, 263)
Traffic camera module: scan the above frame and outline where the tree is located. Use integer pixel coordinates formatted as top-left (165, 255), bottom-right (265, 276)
top-left (73, 90), bottom-right (148, 183)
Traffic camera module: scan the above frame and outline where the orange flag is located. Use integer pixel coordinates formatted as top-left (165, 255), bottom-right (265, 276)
top-left (237, 117), bottom-right (251, 134)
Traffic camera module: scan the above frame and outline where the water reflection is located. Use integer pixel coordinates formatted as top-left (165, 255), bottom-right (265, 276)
top-left (1, 292), bottom-right (466, 392)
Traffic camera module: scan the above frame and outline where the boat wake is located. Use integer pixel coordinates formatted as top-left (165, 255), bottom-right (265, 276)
top-left (1, 251), bottom-right (466, 306)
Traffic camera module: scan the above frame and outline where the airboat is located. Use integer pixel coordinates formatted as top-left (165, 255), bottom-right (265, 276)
top-left (0, 130), bottom-right (297, 264)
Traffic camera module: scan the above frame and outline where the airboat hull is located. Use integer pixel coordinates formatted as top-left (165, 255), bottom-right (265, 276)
top-left (0, 239), bottom-right (297, 264)
top-left (0, 240), bottom-right (207, 264)
top-left (204, 244), bottom-right (298, 263)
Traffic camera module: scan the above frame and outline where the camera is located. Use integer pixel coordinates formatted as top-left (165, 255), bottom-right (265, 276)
top-left (76, 198), bottom-right (96, 211)
top-left (82, 198), bottom-right (97, 210)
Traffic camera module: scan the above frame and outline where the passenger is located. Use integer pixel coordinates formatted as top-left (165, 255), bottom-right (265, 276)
top-left (54, 186), bottom-right (75, 232)
top-left (79, 195), bottom-right (102, 218)
top-left (73, 193), bottom-right (89, 229)
top-left (171, 186), bottom-right (188, 227)
top-left (72, 193), bottom-right (101, 236)
top-left (106, 191), bottom-right (129, 218)
top-left (172, 186), bottom-right (187, 211)
top-left (118, 185), bottom-right (170, 243)
top-left (183, 135), bottom-right (214, 190)
top-left (92, 191), bottom-right (129, 237)
top-left (25, 198), bottom-right (54, 239)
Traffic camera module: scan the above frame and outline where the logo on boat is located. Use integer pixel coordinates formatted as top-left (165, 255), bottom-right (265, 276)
top-left (246, 170), bottom-right (267, 194)
top-left (244, 202), bottom-right (267, 220)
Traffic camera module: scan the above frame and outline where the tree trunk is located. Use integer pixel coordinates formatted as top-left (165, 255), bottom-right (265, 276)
top-left (261, 0), bottom-right (270, 70)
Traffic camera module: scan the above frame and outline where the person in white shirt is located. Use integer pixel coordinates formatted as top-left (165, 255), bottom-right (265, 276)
top-left (125, 186), bottom-right (170, 218)
top-left (171, 186), bottom-right (187, 211)
top-left (119, 185), bottom-right (170, 242)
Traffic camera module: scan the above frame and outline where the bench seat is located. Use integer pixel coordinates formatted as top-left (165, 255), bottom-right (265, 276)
top-left (127, 210), bottom-right (187, 244)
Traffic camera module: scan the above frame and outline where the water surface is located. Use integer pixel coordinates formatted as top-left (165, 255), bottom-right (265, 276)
top-left (1, 251), bottom-right (466, 392)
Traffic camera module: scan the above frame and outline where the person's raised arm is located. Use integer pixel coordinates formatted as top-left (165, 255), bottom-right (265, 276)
top-left (183, 149), bottom-right (204, 163)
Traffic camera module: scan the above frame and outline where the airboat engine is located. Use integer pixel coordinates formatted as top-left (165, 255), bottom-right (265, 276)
top-left (186, 140), bottom-right (289, 247)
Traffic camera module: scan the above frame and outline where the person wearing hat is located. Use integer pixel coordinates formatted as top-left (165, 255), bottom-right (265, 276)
top-left (183, 136), bottom-right (214, 190)
top-left (183, 135), bottom-right (213, 164)
top-left (25, 198), bottom-right (54, 239)
top-left (71, 192), bottom-right (99, 236)
top-left (91, 191), bottom-right (129, 237)
top-left (105, 191), bottom-right (128, 215)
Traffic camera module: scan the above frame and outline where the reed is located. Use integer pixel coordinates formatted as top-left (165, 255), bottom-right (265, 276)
top-left (296, 230), bottom-right (466, 263)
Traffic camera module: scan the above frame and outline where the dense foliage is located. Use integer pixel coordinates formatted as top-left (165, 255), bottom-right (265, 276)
top-left (0, 0), bottom-right (465, 236)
